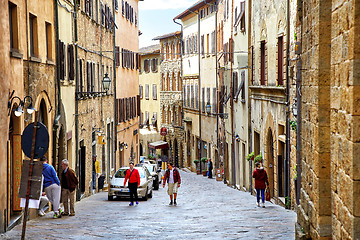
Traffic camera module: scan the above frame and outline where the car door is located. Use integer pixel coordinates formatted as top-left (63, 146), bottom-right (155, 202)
top-left (144, 168), bottom-right (153, 191)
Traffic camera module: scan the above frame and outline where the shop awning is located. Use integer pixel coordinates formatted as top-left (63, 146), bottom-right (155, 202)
top-left (149, 140), bottom-right (168, 149)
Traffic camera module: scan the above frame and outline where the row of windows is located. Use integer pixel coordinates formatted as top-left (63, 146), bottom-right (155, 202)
top-left (161, 106), bottom-right (182, 126)
top-left (116, 96), bottom-right (140, 124)
top-left (161, 72), bottom-right (182, 92)
top-left (59, 41), bottom-right (74, 81)
top-left (122, 0), bottom-right (137, 25)
top-left (142, 58), bottom-right (158, 73)
top-left (139, 84), bottom-right (157, 100)
top-left (199, 3), bottom-right (217, 19)
top-left (254, 36), bottom-right (284, 86)
top-left (115, 47), bottom-right (140, 70)
top-left (161, 41), bottom-right (181, 60)
top-left (83, 0), bottom-right (114, 30)
top-left (140, 111), bottom-right (157, 127)
top-left (183, 85), bottom-right (217, 113)
top-left (77, 59), bottom-right (112, 97)
top-left (9, 2), bottom-right (53, 60)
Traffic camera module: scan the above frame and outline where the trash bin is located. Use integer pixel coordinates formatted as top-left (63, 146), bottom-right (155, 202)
top-left (98, 174), bottom-right (105, 190)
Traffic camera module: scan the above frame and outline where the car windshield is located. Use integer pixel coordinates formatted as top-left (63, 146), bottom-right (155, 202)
top-left (114, 169), bottom-right (146, 178)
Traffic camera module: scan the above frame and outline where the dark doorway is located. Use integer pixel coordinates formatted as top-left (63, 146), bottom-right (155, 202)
top-left (79, 143), bottom-right (86, 193)
top-left (267, 129), bottom-right (274, 197)
top-left (174, 139), bottom-right (179, 167)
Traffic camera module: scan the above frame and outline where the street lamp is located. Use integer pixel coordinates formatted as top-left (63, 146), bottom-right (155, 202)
top-left (8, 95), bottom-right (36, 116)
top-left (292, 98), bottom-right (297, 117)
top-left (102, 73), bottom-right (111, 92)
top-left (206, 103), bottom-right (211, 115)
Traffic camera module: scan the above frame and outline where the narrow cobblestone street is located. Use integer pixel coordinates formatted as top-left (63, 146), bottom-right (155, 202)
top-left (2, 170), bottom-right (296, 240)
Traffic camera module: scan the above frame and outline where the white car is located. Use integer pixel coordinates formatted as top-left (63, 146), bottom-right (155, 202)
top-left (108, 166), bottom-right (153, 201)
top-left (144, 164), bottom-right (162, 190)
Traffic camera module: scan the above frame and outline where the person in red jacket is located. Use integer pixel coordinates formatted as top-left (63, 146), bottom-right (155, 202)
top-left (163, 162), bottom-right (181, 206)
top-left (124, 162), bottom-right (140, 206)
top-left (252, 162), bottom-right (269, 208)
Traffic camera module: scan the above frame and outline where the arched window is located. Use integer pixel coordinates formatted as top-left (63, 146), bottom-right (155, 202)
top-left (161, 73), bottom-right (165, 91)
top-left (162, 106), bottom-right (166, 125)
top-left (166, 44), bottom-right (169, 60)
top-left (177, 41), bottom-right (181, 59)
top-left (171, 43), bottom-right (175, 60)
top-left (167, 73), bottom-right (170, 91)
top-left (172, 72), bottom-right (176, 91)
top-left (172, 106), bottom-right (176, 125)
top-left (177, 72), bottom-right (181, 91)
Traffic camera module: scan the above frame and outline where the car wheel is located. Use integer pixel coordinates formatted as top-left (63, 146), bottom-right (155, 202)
top-left (108, 195), bottom-right (113, 201)
top-left (143, 187), bottom-right (148, 200)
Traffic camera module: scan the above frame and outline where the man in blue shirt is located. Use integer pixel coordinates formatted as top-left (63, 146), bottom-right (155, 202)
top-left (40, 156), bottom-right (62, 218)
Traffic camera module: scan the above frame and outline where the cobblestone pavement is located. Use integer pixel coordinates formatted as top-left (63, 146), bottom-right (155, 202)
top-left (2, 170), bottom-right (296, 240)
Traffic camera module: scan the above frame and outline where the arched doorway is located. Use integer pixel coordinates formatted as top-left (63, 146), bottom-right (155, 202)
top-left (8, 108), bottom-right (22, 226)
top-left (174, 139), bottom-right (179, 167)
top-left (266, 128), bottom-right (275, 197)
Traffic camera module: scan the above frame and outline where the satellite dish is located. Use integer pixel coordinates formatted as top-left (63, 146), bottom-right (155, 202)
top-left (21, 122), bottom-right (49, 159)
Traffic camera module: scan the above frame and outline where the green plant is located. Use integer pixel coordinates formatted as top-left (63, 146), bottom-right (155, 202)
top-left (147, 154), bottom-right (155, 160)
top-left (246, 151), bottom-right (254, 161)
top-left (193, 159), bottom-right (199, 164)
top-left (293, 164), bottom-right (298, 180)
top-left (200, 157), bottom-right (208, 163)
top-left (290, 120), bottom-right (297, 131)
top-left (254, 154), bottom-right (262, 164)
top-left (157, 154), bottom-right (161, 158)
top-left (285, 196), bottom-right (291, 209)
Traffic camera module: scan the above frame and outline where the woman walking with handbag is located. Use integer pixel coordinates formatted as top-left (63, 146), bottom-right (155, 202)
top-left (252, 162), bottom-right (269, 208)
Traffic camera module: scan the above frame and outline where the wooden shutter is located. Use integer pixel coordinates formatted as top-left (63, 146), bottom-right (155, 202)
top-left (137, 95), bottom-right (140, 116)
top-left (59, 40), bottom-right (64, 80)
top-left (69, 45), bottom-right (74, 80)
top-left (116, 46), bottom-right (120, 67)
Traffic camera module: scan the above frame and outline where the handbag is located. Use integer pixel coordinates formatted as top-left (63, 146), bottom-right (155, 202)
top-left (265, 187), bottom-right (271, 201)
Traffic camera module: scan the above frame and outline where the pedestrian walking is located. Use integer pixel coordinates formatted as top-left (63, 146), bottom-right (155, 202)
top-left (61, 159), bottom-right (79, 216)
top-left (40, 156), bottom-right (63, 218)
top-left (252, 162), bottom-right (269, 208)
top-left (162, 162), bottom-right (181, 206)
top-left (92, 155), bottom-right (100, 192)
top-left (207, 159), bottom-right (213, 178)
top-left (123, 162), bottom-right (140, 206)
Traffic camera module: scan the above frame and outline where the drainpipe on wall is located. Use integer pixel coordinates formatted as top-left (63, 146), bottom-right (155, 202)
top-left (112, 0), bottom-right (117, 183)
top-left (197, 11), bottom-right (202, 173)
top-left (53, 0), bottom-right (61, 177)
top-left (285, 0), bottom-right (292, 208)
top-left (230, 0), bottom-right (235, 187)
top-left (74, 0), bottom-right (80, 201)
top-left (248, 0), bottom-right (253, 193)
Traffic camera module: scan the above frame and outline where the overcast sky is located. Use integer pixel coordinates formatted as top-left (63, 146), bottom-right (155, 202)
top-left (138, 0), bottom-right (198, 49)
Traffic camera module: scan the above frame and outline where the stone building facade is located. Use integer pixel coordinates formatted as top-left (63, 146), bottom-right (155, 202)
top-left (75, 0), bottom-right (115, 197)
top-left (249, 0), bottom-right (293, 207)
top-left (115, 0), bottom-right (141, 168)
top-left (3, 0), bottom-right (56, 231)
top-left (174, 1), bottom-right (217, 172)
top-left (296, 0), bottom-right (360, 239)
top-left (138, 44), bottom-right (162, 157)
top-left (153, 32), bottom-right (185, 168)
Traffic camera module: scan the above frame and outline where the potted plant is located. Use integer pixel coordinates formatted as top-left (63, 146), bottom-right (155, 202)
top-left (200, 157), bottom-right (208, 176)
top-left (246, 151), bottom-right (255, 161)
top-left (193, 159), bottom-right (200, 174)
top-left (254, 154), bottom-right (263, 164)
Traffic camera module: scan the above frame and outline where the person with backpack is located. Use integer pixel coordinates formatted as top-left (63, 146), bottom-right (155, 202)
top-left (124, 162), bottom-right (140, 206)
top-left (162, 162), bottom-right (181, 206)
